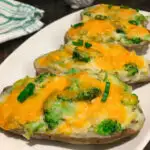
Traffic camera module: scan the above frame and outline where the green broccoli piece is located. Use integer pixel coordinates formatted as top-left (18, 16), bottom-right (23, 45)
top-left (134, 14), bottom-right (147, 24)
top-left (57, 95), bottom-right (72, 102)
top-left (44, 99), bottom-right (75, 129)
top-left (77, 87), bottom-right (101, 101)
top-left (129, 15), bottom-right (147, 26)
top-left (24, 121), bottom-right (48, 139)
top-left (72, 39), bottom-right (83, 46)
top-left (83, 11), bottom-right (91, 16)
top-left (72, 50), bottom-right (91, 62)
top-left (122, 37), bottom-right (142, 45)
top-left (124, 63), bottom-right (139, 76)
top-left (128, 20), bottom-right (139, 25)
top-left (44, 101), bottom-right (62, 129)
top-left (68, 78), bottom-right (79, 91)
top-left (35, 72), bottom-right (55, 83)
top-left (96, 119), bottom-right (122, 136)
top-left (121, 94), bottom-right (139, 106)
top-left (95, 15), bottom-right (108, 20)
top-left (65, 68), bottom-right (80, 75)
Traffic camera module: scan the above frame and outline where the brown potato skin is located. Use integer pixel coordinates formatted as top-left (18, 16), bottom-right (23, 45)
top-left (11, 128), bottom-right (138, 144)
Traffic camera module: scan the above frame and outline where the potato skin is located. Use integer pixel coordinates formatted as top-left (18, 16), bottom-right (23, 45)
top-left (11, 128), bottom-right (138, 144)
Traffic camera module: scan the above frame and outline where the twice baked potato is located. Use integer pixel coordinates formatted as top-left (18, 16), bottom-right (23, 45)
top-left (66, 19), bottom-right (150, 50)
top-left (0, 71), bottom-right (145, 144)
top-left (34, 40), bottom-right (150, 84)
top-left (81, 4), bottom-right (148, 27)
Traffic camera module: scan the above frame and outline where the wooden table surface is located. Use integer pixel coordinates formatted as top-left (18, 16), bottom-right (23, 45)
top-left (0, 0), bottom-right (149, 149)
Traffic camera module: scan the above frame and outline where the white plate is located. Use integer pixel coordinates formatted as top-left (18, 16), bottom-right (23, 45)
top-left (0, 10), bottom-right (150, 150)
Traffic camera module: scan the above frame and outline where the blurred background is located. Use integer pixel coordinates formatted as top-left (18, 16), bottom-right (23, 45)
top-left (1, 0), bottom-right (150, 63)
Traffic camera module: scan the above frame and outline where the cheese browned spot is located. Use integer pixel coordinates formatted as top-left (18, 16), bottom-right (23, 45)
top-left (0, 76), bottom-right (69, 130)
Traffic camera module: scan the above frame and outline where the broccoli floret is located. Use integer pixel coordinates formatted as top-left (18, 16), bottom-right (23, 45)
top-left (130, 37), bottom-right (142, 44)
top-left (65, 68), bottom-right (80, 75)
top-left (143, 34), bottom-right (150, 41)
top-left (72, 50), bottom-right (91, 62)
top-left (124, 63), bottom-right (139, 76)
top-left (129, 15), bottom-right (147, 26)
top-left (44, 98), bottom-right (75, 129)
top-left (96, 119), bottom-right (122, 136)
top-left (83, 11), bottom-right (91, 16)
top-left (68, 78), bottom-right (79, 91)
top-left (135, 15), bottom-right (147, 24)
top-left (77, 87), bottom-right (101, 101)
top-left (122, 37), bottom-right (142, 45)
top-left (72, 39), bottom-right (83, 46)
top-left (95, 15), bottom-right (108, 20)
top-left (128, 20), bottom-right (138, 25)
top-left (24, 121), bottom-right (47, 139)
top-left (121, 94), bottom-right (139, 106)
top-left (44, 102), bottom-right (62, 129)
top-left (57, 95), bottom-right (72, 102)
top-left (35, 72), bottom-right (55, 83)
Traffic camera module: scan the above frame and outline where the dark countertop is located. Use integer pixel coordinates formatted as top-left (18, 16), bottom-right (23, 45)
top-left (0, 0), bottom-right (149, 149)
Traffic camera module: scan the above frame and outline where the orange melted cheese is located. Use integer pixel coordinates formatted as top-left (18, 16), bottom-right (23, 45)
top-left (0, 76), bottom-right (68, 130)
top-left (85, 4), bottom-right (137, 21)
top-left (89, 4), bottom-right (109, 15)
top-left (37, 50), bottom-right (71, 67)
top-left (37, 41), bottom-right (145, 72)
top-left (66, 41), bottom-right (145, 70)
top-left (117, 9), bottom-right (136, 20)
top-left (126, 23), bottom-right (150, 38)
top-left (67, 20), bottom-right (115, 40)
top-left (56, 73), bottom-right (127, 134)
top-left (92, 42), bottom-right (145, 70)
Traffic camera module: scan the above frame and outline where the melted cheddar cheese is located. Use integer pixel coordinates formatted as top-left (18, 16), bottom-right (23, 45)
top-left (83, 4), bottom-right (138, 22)
top-left (81, 4), bottom-right (150, 42)
top-left (67, 41), bottom-right (145, 70)
top-left (36, 41), bottom-right (145, 72)
top-left (67, 20), bottom-right (115, 41)
top-left (0, 72), bottom-right (141, 135)
top-left (36, 50), bottom-right (71, 67)
top-left (55, 73), bottom-right (128, 134)
top-left (0, 76), bottom-right (69, 130)
top-left (92, 42), bottom-right (145, 70)
top-left (126, 23), bottom-right (150, 38)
